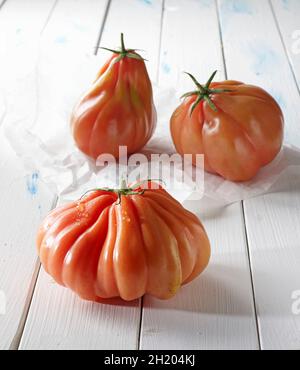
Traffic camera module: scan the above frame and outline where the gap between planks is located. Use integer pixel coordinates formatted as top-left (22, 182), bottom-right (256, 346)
top-left (7, 0), bottom-right (259, 350)
top-left (9, 195), bottom-right (59, 350)
top-left (137, 296), bottom-right (144, 350)
top-left (241, 202), bottom-right (262, 349)
top-left (215, 0), bottom-right (227, 80)
top-left (8, 0), bottom-right (112, 350)
top-left (94, 0), bottom-right (112, 55)
top-left (40, 0), bottom-right (59, 35)
top-left (269, 0), bottom-right (300, 96)
top-left (9, 261), bottom-right (41, 350)
top-left (0, 0), bottom-right (7, 11)
top-left (156, 0), bottom-right (166, 84)
top-left (6, 0), bottom-right (60, 349)
top-left (215, 0), bottom-right (262, 349)
top-left (136, 0), bottom-right (166, 349)
top-left (217, 0), bottom-right (300, 349)
top-left (8, 0), bottom-right (285, 349)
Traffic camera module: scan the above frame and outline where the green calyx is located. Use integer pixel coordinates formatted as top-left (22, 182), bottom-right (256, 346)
top-left (182, 71), bottom-right (232, 116)
top-left (80, 179), bottom-right (165, 204)
top-left (100, 33), bottom-right (147, 63)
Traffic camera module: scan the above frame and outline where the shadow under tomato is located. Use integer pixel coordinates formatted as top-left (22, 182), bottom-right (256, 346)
top-left (143, 264), bottom-right (257, 317)
top-left (71, 290), bottom-right (140, 307)
top-left (77, 263), bottom-right (258, 315)
top-left (94, 296), bottom-right (140, 307)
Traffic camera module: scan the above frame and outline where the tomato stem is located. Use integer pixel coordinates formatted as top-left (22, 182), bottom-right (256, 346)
top-left (182, 71), bottom-right (232, 116)
top-left (100, 33), bottom-right (147, 63)
top-left (120, 33), bottom-right (126, 54)
top-left (80, 179), bottom-right (165, 204)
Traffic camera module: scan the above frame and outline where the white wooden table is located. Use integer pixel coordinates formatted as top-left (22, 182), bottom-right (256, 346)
top-left (0, 0), bottom-right (300, 350)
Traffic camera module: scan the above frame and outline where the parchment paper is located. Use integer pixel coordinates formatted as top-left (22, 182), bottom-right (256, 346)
top-left (2, 44), bottom-right (300, 206)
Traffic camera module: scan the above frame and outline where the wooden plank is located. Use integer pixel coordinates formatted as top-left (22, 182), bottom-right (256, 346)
top-left (96, 0), bottom-right (164, 83)
top-left (271, 0), bottom-right (300, 90)
top-left (218, 0), bottom-right (300, 349)
top-left (42, 0), bottom-right (109, 53)
top-left (218, 0), bottom-right (300, 147)
top-left (20, 269), bottom-right (141, 350)
top-left (0, 135), bottom-right (56, 350)
top-left (0, 0), bottom-right (58, 350)
top-left (20, 0), bottom-right (164, 350)
top-left (157, 0), bottom-right (226, 89)
top-left (142, 203), bottom-right (259, 350)
top-left (140, 0), bottom-right (259, 350)
top-left (244, 178), bottom-right (300, 350)
top-left (0, 0), bottom-right (57, 51)
top-left (0, 0), bottom-right (7, 9)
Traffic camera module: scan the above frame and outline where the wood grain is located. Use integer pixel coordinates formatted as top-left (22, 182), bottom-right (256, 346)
top-left (1, 0), bottom-right (299, 350)
top-left (140, 0), bottom-right (259, 350)
top-left (96, 0), bottom-right (164, 82)
top-left (142, 203), bottom-right (259, 350)
top-left (218, 0), bottom-right (300, 349)
top-left (0, 0), bottom-right (57, 349)
top-left (271, 0), bottom-right (300, 90)
top-left (20, 269), bottom-right (142, 350)
top-left (19, 0), bottom-right (163, 350)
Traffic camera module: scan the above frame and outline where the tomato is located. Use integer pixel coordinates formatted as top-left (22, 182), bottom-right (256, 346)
top-left (71, 34), bottom-right (156, 160)
top-left (170, 71), bottom-right (284, 182)
top-left (37, 181), bottom-right (210, 302)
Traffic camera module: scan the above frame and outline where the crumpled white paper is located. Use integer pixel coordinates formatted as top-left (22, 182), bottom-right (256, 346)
top-left (2, 43), bottom-right (300, 206)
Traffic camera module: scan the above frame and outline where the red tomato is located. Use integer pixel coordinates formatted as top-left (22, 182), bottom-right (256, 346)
top-left (37, 181), bottom-right (210, 302)
top-left (170, 71), bottom-right (284, 181)
top-left (71, 34), bottom-right (156, 160)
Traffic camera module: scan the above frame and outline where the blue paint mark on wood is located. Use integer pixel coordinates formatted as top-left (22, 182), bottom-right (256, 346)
top-left (250, 44), bottom-right (279, 76)
top-left (55, 35), bottom-right (67, 44)
top-left (221, 0), bottom-right (253, 15)
top-left (38, 204), bottom-right (42, 217)
top-left (161, 51), bottom-right (171, 74)
top-left (139, 0), bottom-right (152, 5)
top-left (281, 0), bottom-right (290, 10)
top-left (198, 0), bottom-right (213, 7)
top-left (27, 173), bottom-right (39, 196)
top-left (162, 62), bottom-right (171, 74)
top-left (271, 92), bottom-right (286, 110)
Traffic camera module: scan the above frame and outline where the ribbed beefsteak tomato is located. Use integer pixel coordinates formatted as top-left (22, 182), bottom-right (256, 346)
top-left (71, 34), bottom-right (156, 160)
top-left (170, 71), bottom-right (284, 182)
top-left (37, 181), bottom-right (210, 302)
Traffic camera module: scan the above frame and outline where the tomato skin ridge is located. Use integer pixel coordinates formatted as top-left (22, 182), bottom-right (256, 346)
top-left (144, 197), bottom-right (196, 284)
top-left (37, 186), bottom-right (211, 302)
top-left (145, 196), bottom-right (210, 285)
top-left (63, 206), bottom-right (111, 300)
top-left (71, 36), bottom-right (156, 160)
top-left (95, 206), bottom-right (119, 300)
top-left (171, 78), bottom-right (284, 182)
top-left (41, 195), bottom-right (115, 287)
top-left (134, 195), bottom-right (183, 299)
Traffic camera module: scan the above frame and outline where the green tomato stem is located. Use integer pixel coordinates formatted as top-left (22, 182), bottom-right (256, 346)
top-left (80, 179), bottom-right (164, 204)
top-left (100, 33), bottom-right (146, 63)
top-left (120, 33), bottom-right (126, 53)
top-left (183, 70), bottom-right (232, 116)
